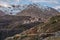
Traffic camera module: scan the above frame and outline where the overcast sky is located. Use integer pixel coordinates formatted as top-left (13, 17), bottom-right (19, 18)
top-left (0, 0), bottom-right (60, 9)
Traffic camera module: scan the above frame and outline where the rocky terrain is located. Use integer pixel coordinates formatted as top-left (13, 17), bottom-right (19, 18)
top-left (0, 3), bottom-right (60, 40)
top-left (17, 4), bottom-right (60, 22)
top-left (5, 15), bottom-right (60, 40)
top-left (0, 15), bottom-right (42, 40)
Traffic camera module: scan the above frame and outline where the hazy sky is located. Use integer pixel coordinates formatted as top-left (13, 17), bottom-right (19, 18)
top-left (0, 0), bottom-right (60, 9)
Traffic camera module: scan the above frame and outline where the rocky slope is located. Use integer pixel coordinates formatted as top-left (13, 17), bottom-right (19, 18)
top-left (0, 3), bottom-right (60, 40)
top-left (17, 4), bottom-right (60, 22)
top-left (5, 15), bottom-right (60, 40)
top-left (0, 15), bottom-right (42, 40)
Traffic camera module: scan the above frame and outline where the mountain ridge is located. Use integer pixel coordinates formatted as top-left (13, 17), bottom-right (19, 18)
top-left (17, 3), bottom-right (60, 22)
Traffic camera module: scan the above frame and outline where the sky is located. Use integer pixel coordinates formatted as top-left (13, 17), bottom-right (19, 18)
top-left (0, 0), bottom-right (60, 9)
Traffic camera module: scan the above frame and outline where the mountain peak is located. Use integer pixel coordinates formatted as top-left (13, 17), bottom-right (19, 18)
top-left (17, 3), bottom-right (60, 22)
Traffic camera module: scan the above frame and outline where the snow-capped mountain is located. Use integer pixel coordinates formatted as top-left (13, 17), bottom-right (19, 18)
top-left (17, 3), bottom-right (60, 22)
top-left (0, 3), bottom-right (59, 15)
top-left (0, 4), bottom-right (28, 15)
top-left (57, 9), bottom-right (60, 12)
top-left (0, 10), bottom-right (5, 16)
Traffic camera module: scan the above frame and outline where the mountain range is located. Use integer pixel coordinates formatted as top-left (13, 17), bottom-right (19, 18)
top-left (0, 3), bottom-right (60, 40)
top-left (17, 3), bottom-right (60, 22)
top-left (0, 3), bottom-right (60, 15)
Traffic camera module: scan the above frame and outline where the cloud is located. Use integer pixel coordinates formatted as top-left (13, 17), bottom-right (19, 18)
top-left (0, 0), bottom-right (60, 8)
top-left (0, 0), bottom-right (59, 5)
top-left (0, 1), bottom-right (11, 7)
top-left (53, 6), bottom-right (60, 9)
top-left (17, 0), bottom-right (20, 2)
top-left (0, 3), bottom-right (11, 7)
top-left (29, 0), bottom-right (60, 4)
top-left (0, 0), bottom-right (20, 5)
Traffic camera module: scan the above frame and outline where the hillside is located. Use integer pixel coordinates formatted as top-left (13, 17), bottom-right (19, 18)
top-left (5, 15), bottom-right (60, 40)
top-left (0, 15), bottom-right (42, 40)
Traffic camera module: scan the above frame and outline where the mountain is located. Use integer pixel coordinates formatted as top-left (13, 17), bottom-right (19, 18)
top-left (0, 4), bottom-right (28, 15)
top-left (0, 3), bottom-right (59, 16)
top-left (0, 10), bottom-right (5, 16)
top-left (0, 3), bottom-right (60, 40)
top-left (57, 8), bottom-right (60, 12)
top-left (17, 4), bottom-right (60, 22)
top-left (0, 15), bottom-right (42, 40)
top-left (5, 15), bottom-right (60, 40)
